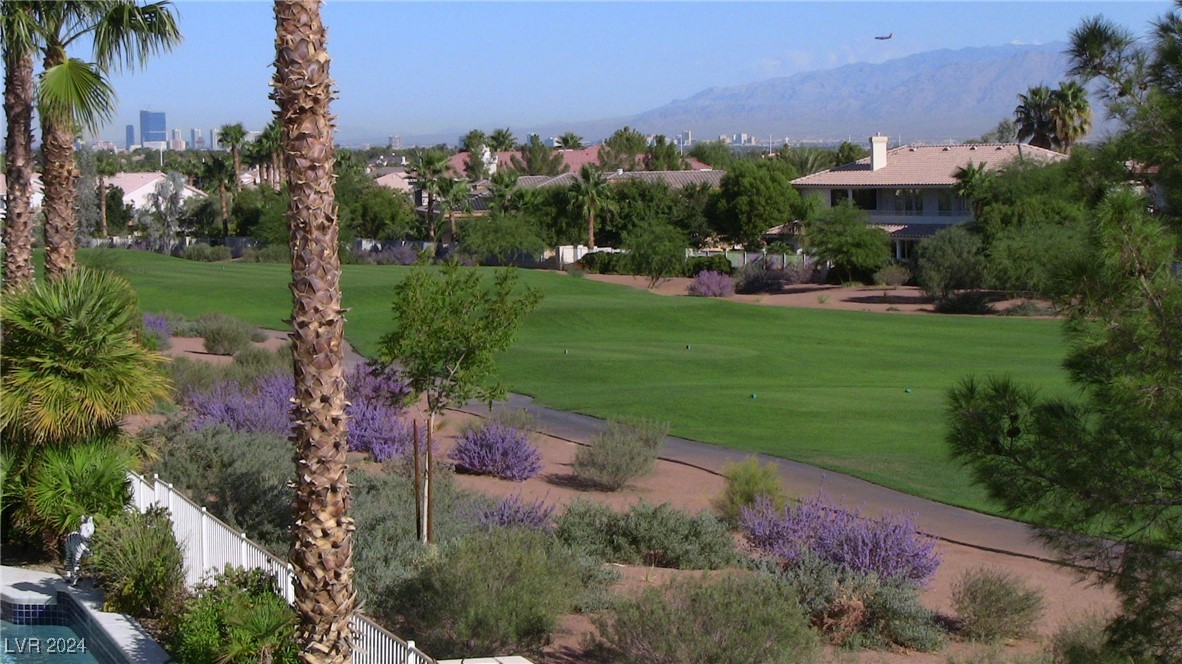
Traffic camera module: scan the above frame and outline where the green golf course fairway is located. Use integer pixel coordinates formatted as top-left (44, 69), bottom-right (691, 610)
top-left (101, 249), bottom-right (1069, 514)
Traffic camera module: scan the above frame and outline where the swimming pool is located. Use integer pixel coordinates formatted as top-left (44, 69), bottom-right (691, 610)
top-left (0, 619), bottom-right (99, 664)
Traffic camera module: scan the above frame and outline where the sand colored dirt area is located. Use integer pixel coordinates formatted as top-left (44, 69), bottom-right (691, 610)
top-left (141, 323), bottom-right (1114, 663)
top-left (584, 273), bottom-right (1049, 315)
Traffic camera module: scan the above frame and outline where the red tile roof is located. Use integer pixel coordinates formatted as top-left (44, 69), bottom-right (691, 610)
top-left (791, 143), bottom-right (1065, 188)
top-left (445, 145), bottom-right (708, 177)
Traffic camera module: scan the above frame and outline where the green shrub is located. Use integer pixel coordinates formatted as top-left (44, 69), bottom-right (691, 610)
top-left (232, 345), bottom-right (290, 377)
top-left (952, 567), bottom-right (1045, 642)
top-left (573, 419), bottom-right (667, 491)
top-left (593, 572), bottom-right (819, 664)
top-left (685, 254), bottom-right (733, 276)
top-left (555, 500), bottom-right (735, 570)
top-left (714, 456), bottom-right (786, 523)
top-left (487, 407), bottom-right (537, 432)
top-left (168, 348), bottom-right (292, 399)
top-left (861, 577), bottom-right (948, 651)
top-left (173, 567), bottom-right (298, 664)
top-left (1050, 614), bottom-right (1138, 664)
top-left (916, 225), bottom-right (989, 305)
top-left (578, 250), bottom-right (627, 274)
top-left (733, 260), bottom-right (785, 294)
top-left (88, 506), bottom-right (185, 621)
top-left (389, 529), bottom-right (589, 658)
top-left (181, 244), bottom-right (232, 263)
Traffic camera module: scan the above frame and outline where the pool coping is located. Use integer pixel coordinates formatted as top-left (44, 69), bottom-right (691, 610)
top-left (1, 565), bottom-right (170, 664)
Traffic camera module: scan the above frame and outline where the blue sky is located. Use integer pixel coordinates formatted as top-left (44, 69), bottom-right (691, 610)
top-left (89, 1), bottom-right (1172, 145)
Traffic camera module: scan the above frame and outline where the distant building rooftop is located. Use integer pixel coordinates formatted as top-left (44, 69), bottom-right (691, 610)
top-left (791, 143), bottom-right (1064, 188)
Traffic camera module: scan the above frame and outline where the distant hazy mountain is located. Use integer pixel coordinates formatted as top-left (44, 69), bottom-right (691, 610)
top-left (374, 42), bottom-right (1076, 148)
top-left (618, 43), bottom-right (1073, 144)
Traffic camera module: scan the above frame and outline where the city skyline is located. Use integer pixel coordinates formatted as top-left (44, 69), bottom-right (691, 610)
top-left (7, 2), bottom-right (1173, 146)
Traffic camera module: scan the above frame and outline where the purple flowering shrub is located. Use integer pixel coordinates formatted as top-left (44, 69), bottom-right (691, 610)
top-left (687, 270), bottom-right (735, 298)
top-left (449, 422), bottom-right (542, 481)
top-left (740, 494), bottom-right (940, 585)
top-left (142, 313), bottom-right (172, 349)
top-left (186, 362), bottom-right (414, 461)
top-left (467, 494), bottom-right (555, 531)
top-left (360, 244), bottom-right (422, 266)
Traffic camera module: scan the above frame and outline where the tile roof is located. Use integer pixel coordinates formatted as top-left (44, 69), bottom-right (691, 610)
top-left (872, 222), bottom-right (957, 240)
top-left (374, 170), bottom-right (413, 193)
top-left (791, 143), bottom-right (1066, 188)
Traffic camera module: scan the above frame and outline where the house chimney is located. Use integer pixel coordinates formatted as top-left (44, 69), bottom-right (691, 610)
top-left (870, 134), bottom-right (889, 170)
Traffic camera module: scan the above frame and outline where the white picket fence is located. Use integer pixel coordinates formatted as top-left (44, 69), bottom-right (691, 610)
top-left (126, 471), bottom-right (434, 664)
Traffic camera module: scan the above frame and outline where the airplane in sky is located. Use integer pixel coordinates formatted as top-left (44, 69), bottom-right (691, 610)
top-left (875, 32), bottom-right (893, 40)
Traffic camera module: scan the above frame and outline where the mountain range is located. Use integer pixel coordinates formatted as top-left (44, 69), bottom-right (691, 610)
top-left (365, 42), bottom-right (1081, 148)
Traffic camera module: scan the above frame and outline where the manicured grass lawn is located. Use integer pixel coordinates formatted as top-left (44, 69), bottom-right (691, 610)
top-left (102, 250), bottom-right (1069, 513)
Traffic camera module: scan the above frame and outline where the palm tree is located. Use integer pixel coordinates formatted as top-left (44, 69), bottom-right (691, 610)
top-left (95, 150), bottom-right (119, 237)
top-left (258, 119), bottom-right (283, 187)
top-left (32, 2), bottom-right (181, 281)
top-left (408, 148), bottom-right (449, 244)
top-left (488, 127), bottom-right (517, 152)
top-left (200, 155), bottom-right (235, 236)
top-left (218, 122), bottom-right (247, 191)
top-left (2, 0), bottom-right (38, 291)
top-left (272, 2), bottom-right (356, 661)
top-left (509, 134), bottom-right (568, 176)
top-left (555, 132), bottom-right (584, 150)
top-left (0, 268), bottom-right (171, 447)
top-left (437, 177), bottom-right (471, 244)
top-left (570, 164), bottom-right (614, 249)
top-left (1014, 85), bottom-right (1056, 150)
top-left (952, 161), bottom-right (992, 221)
top-left (1050, 80), bottom-right (1092, 154)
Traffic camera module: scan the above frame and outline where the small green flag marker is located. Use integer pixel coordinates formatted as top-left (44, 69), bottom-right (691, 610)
top-left (751, 393), bottom-right (758, 399)
top-left (904, 388), bottom-right (912, 393)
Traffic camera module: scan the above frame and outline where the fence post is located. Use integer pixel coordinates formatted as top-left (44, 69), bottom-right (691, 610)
top-left (240, 532), bottom-right (248, 568)
top-left (200, 507), bottom-right (209, 580)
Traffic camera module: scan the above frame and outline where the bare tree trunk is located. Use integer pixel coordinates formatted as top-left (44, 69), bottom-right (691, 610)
top-left (3, 43), bottom-right (36, 291)
top-left (219, 182), bottom-right (229, 236)
top-left (587, 210), bottom-right (596, 250)
top-left (98, 177), bottom-right (109, 237)
top-left (274, 2), bottom-right (355, 662)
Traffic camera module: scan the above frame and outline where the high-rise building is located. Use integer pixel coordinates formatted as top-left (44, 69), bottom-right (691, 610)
top-left (139, 110), bottom-right (166, 144)
top-left (209, 129), bottom-right (217, 150)
top-left (125, 124), bottom-right (135, 150)
top-left (190, 128), bottom-right (206, 150)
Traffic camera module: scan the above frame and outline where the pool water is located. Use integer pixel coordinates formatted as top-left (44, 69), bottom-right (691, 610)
top-left (0, 619), bottom-right (99, 664)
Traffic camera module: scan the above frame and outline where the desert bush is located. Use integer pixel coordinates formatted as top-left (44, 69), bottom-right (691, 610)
top-left (360, 244), bottom-right (423, 266)
top-left (239, 245), bottom-right (290, 263)
top-left (466, 494), bottom-right (555, 531)
top-left (230, 345), bottom-right (290, 377)
top-left (388, 529), bottom-right (591, 658)
top-left (782, 255), bottom-right (817, 285)
top-left (714, 455), bottom-right (786, 523)
top-left (181, 243), bottom-right (232, 263)
top-left (733, 259), bottom-right (786, 294)
top-left (487, 408), bottom-right (537, 432)
top-left (685, 254), bottom-right (734, 276)
top-left (593, 572), bottom-right (818, 664)
top-left (1049, 614), bottom-right (1139, 664)
top-left (953, 567), bottom-right (1045, 642)
top-left (687, 270), bottom-right (734, 297)
top-left (197, 312), bottom-right (254, 355)
top-left (770, 553), bottom-right (945, 650)
top-left (148, 423), bottom-right (292, 551)
top-left (172, 567), bottom-right (298, 664)
top-left (168, 347), bottom-right (292, 399)
top-left (916, 225), bottom-right (989, 306)
top-left (449, 421), bottom-right (542, 481)
top-left (875, 263), bottom-right (912, 288)
top-left (572, 419), bottom-right (667, 491)
top-left (741, 494), bottom-right (940, 585)
top-left (934, 290), bottom-right (995, 315)
top-left (89, 506), bottom-right (186, 621)
top-left (556, 500), bottom-right (735, 569)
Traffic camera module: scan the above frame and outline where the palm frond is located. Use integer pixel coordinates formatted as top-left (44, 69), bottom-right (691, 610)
top-left (37, 57), bottom-right (116, 134)
top-left (92, 0), bottom-right (182, 72)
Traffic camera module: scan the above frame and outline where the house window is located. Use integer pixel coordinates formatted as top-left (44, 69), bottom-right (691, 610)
top-left (937, 190), bottom-right (966, 216)
top-left (830, 189), bottom-right (849, 207)
top-left (852, 189), bottom-right (877, 211)
top-left (894, 189), bottom-right (923, 215)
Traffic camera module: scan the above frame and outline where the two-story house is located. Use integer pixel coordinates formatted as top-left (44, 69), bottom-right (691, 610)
top-left (790, 135), bottom-right (1064, 260)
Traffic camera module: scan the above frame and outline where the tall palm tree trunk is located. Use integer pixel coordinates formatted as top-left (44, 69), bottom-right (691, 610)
top-left (273, 2), bottom-right (355, 663)
top-left (219, 181), bottom-right (229, 236)
top-left (587, 209), bottom-right (596, 249)
top-left (3, 43), bottom-right (36, 291)
top-left (41, 49), bottom-right (79, 281)
top-left (231, 146), bottom-right (242, 192)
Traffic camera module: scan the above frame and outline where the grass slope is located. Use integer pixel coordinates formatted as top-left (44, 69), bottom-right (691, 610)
top-left (103, 250), bottom-right (1068, 513)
